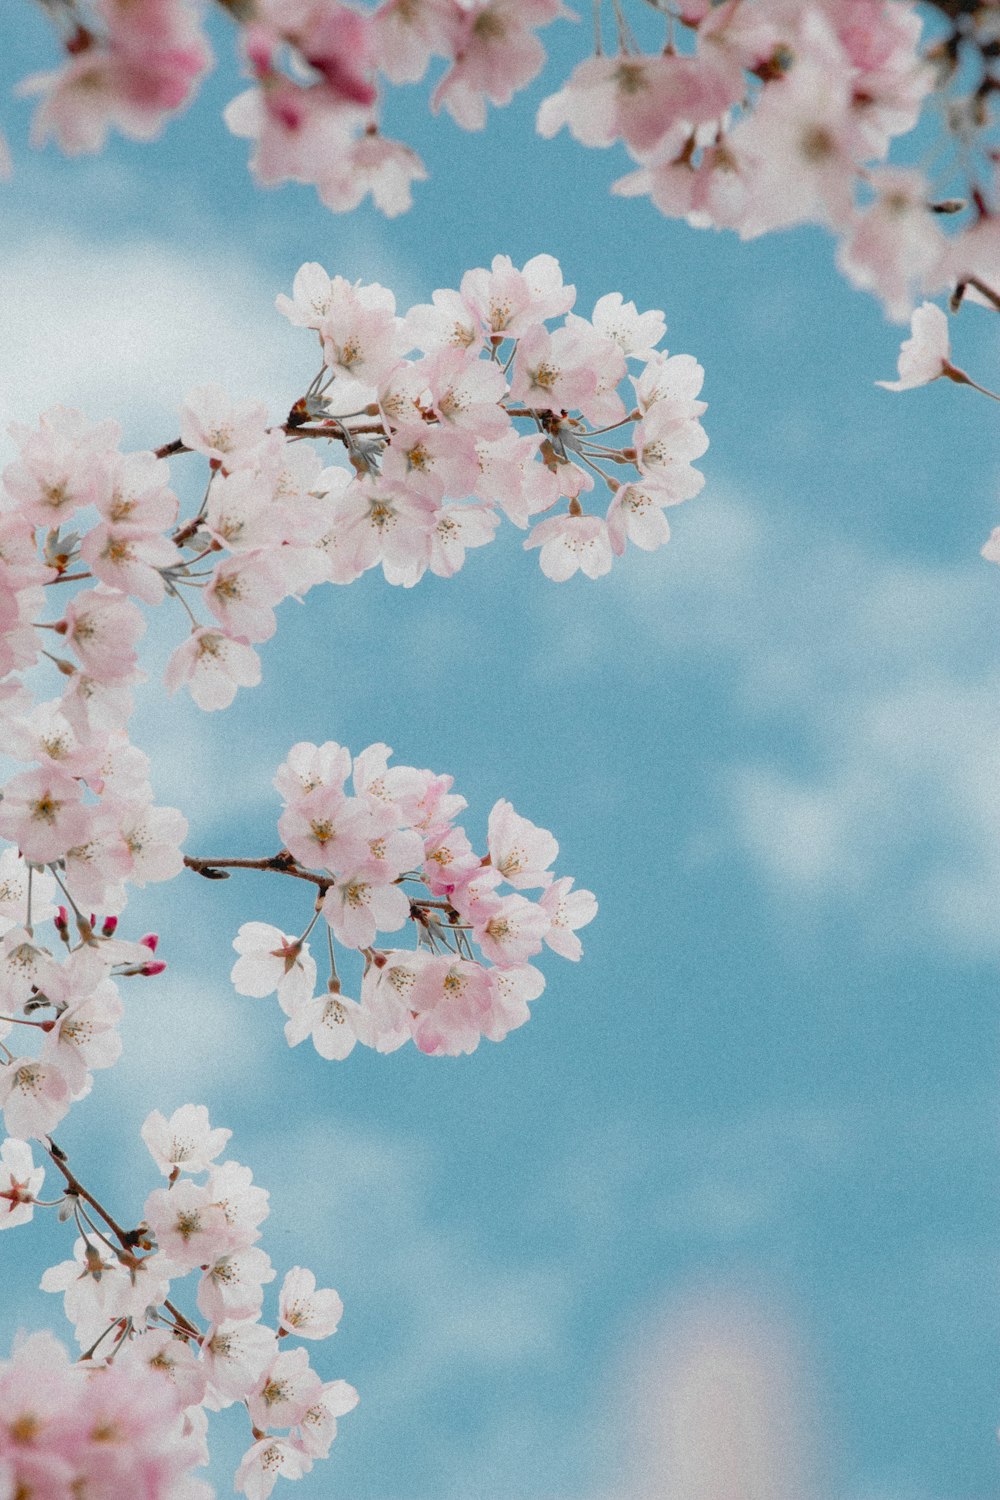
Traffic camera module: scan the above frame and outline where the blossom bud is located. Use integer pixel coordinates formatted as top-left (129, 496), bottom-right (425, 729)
top-left (140, 960), bottom-right (166, 977)
top-left (101, 916), bottom-right (118, 937)
top-left (140, 933), bottom-right (159, 952)
top-left (55, 906), bottom-right (69, 932)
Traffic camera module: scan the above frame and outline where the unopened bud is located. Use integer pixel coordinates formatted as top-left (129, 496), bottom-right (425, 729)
top-left (141, 960), bottom-right (166, 977)
top-left (101, 916), bottom-right (118, 937)
top-left (54, 907), bottom-right (69, 931)
top-left (140, 933), bottom-right (159, 952)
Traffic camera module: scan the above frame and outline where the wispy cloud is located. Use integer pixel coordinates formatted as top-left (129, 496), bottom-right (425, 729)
top-left (545, 482), bottom-right (1000, 957)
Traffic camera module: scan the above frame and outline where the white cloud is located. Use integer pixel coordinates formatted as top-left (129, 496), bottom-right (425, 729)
top-left (0, 235), bottom-right (312, 452)
top-left (590, 484), bottom-right (1000, 956)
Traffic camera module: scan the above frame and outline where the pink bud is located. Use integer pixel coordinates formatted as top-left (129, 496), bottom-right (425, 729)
top-left (101, 916), bottom-right (118, 937)
top-left (55, 907), bottom-right (69, 930)
top-left (141, 961), bottom-right (166, 977)
top-left (140, 933), bottom-right (159, 951)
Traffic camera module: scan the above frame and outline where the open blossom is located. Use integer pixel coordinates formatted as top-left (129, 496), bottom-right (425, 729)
top-left (487, 800), bottom-right (558, 888)
top-left (284, 989), bottom-right (366, 1059)
top-left (141, 1103), bottom-right (233, 1177)
top-left (876, 301), bottom-right (953, 391)
top-left (236, 1435), bottom-right (313, 1500)
top-left (144, 1177), bottom-right (238, 1269)
top-left (525, 513), bottom-right (614, 582)
top-left (165, 628), bottom-right (262, 711)
top-left (0, 1058), bottom-right (71, 1139)
top-left (202, 1318), bottom-right (278, 1408)
top-left (179, 385), bottom-right (269, 467)
top-left (278, 1266), bottom-right (344, 1340)
top-left (539, 876), bottom-right (598, 961)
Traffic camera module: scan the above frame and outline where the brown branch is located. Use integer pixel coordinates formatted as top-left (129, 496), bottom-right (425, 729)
top-left (183, 852), bottom-right (332, 891)
top-left (44, 1137), bottom-right (139, 1251)
top-left (44, 1140), bottom-right (203, 1343)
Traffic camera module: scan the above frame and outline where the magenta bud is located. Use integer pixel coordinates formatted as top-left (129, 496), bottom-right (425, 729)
top-left (140, 933), bottom-right (159, 952)
top-left (101, 916), bottom-right (118, 937)
top-left (141, 961), bottom-right (166, 977)
top-left (89, 914), bottom-right (96, 927)
top-left (55, 907), bottom-right (69, 930)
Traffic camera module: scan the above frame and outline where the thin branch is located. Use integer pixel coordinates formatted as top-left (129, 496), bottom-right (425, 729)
top-left (183, 852), bottom-right (332, 891)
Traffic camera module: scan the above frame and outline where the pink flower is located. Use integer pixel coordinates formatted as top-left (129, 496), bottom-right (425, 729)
top-left (837, 168), bottom-right (947, 321)
top-left (164, 628), bottom-right (262, 711)
top-left (473, 892), bottom-right (549, 967)
top-left (538, 51), bottom-right (738, 155)
top-left (283, 990), bottom-right (366, 1059)
top-left (876, 302), bottom-right (952, 390)
top-left (481, 962), bottom-right (545, 1042)
top-left (487, 799), bottom-right (558, 888)
top-left (428, 503), bottom-right (499, 577)
top-left (460, 253), bottom-right (575, 339)
top-left (61, 589), bottom-right (146, 681)
top-left (204, 552), bottom-right (290, 642)
top-left (294, 1377), bottom-right (358, 1458)
top-left (539, 876), bottom-right (598, 961)
top-left (321, 875), bottom-right (410, 949)
top-left (248, 1346), bottom-right (323, 1430)
top-left (3, 406), bottom-right (118, 525)
top-left (607, 476), bottom-right (696, 556)
top-left (278, 1266), bottom-right (344, 1340)
top-left (318, 130), bottom-right (428, 217)
top-left (202, 1319), bottom-right (278, 1409)
top-left (509, 323), bottom-right (602, 417)
top-left (79, 522), bottom-right (181, 604)
top-left (144, 1178), bottom-right (238, 1270)
top-left (0, 767), bottom-right (89, 863)
top-left (372, 0), bottom-right (461, 85)
top-left (197, 1245), bottom-right (276, 1324)
top-left (141, 1103), bottom-right (233, 1177)
top-left (0, 1058), bottom-right (71, 1139)
top-left (524, 513), bottom-right (614, 582)
top-left (432, 0), bottom-right (568, 130)
top-left (235, 1435), bottom-right (313, 1500)
top-left (179, 385), bottom-right (270, 468)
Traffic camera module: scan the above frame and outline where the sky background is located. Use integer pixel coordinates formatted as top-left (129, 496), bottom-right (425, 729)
top-left (2, 7), bottom-right (1000, 1498)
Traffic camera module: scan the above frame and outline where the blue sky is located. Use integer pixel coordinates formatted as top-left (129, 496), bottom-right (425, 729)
top-left (2, 8), bottom-right (1000, 1498)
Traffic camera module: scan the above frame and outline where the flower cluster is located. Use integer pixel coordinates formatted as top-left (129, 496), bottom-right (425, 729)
top-left (0, 1328), bottom-right (210, 1500)
top-left (0, 257), bottom-right (706, 714)
top-left (215, 740), bottom-right (596, 1057)
top-left (274, 256), bottom-right (707, 585)
top-left (0, 850), bottom-right (164, 1141)
top-left (13, 0), bottom-right (568, 216)
top-left (3, 1108), bottom-right (356, 1500)
top-left (10, 3), bottom-right (1000, 318)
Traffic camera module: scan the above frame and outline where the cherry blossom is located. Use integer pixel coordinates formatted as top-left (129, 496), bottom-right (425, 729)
top-left (10, 1112), bottom-right (354, 1496)
top-left (141, 1103), bottom-right (233, 1177)
top-left (212, 740), bottom-right (597, 1059)
top-left (278, 1267), bottom-right (344, 1341)
top-left (876, 300), bottom-right (954, 390)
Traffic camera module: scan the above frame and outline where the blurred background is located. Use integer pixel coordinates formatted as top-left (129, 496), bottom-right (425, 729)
top-left (2, 8), bottom-right (1000, 1497)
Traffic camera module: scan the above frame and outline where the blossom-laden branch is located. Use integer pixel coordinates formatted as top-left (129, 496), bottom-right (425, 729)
top-left (1, 254), bottom-right (707, 741)
top-left (190, 740), bottom-right (597, 1059)
top-left (6, 2), bottom-right (1000, 320)
top-left (0, 1109), bottom-right (356, 1500)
